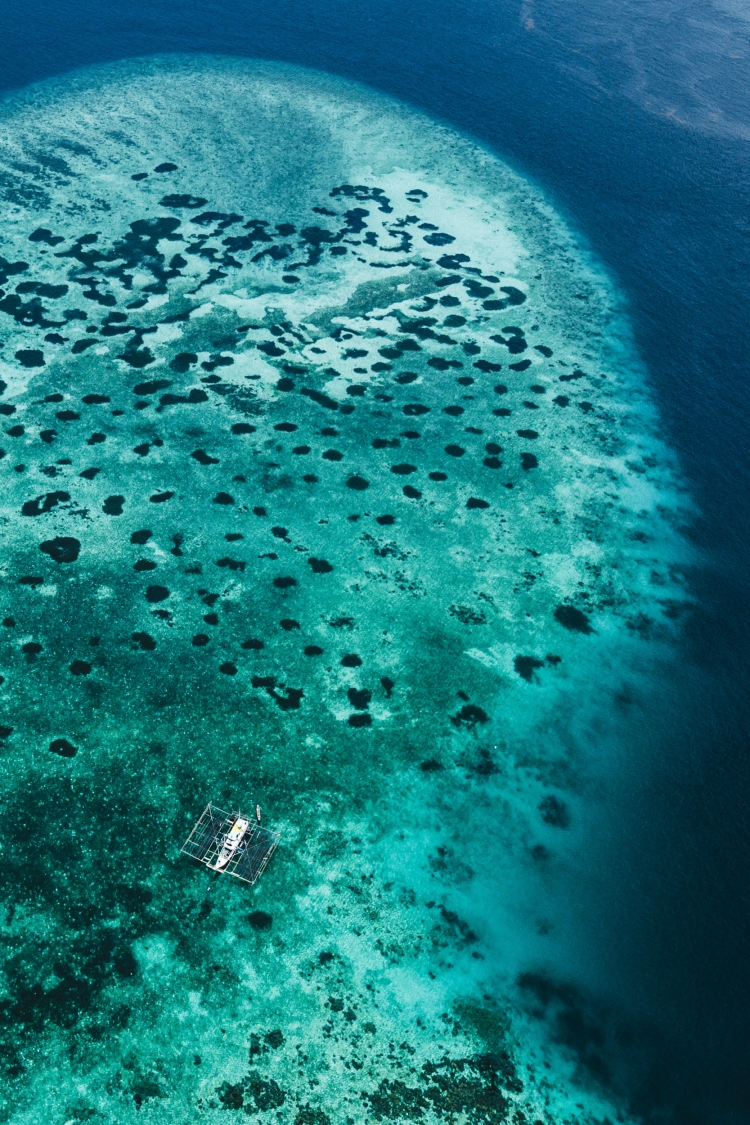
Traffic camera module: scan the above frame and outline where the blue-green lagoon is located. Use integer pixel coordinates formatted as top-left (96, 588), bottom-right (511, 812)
top-left (0, 57), bottom-right (693, 1124)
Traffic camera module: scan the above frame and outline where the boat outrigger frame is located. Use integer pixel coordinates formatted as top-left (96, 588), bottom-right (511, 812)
top-left (181, 803), bottom-right (280, 885)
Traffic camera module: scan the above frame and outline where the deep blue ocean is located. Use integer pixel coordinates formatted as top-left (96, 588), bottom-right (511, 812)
top-left (1, 1), bottom-right (749, 1122)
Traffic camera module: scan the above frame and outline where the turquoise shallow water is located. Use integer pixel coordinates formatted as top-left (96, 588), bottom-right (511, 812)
top-left (0, 57), bottom-right (694, 1123)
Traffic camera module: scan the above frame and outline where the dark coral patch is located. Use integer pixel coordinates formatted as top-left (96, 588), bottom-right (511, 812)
top-left (273, 577), bottom-right (297, 589)
top-left (308, 558), bottom-right (333, 574)
top-left (159, 194), bottom-right (207, 209)
top-left (119, 347), bottom-right (155, 369)
top-left (539, 795), bottom-right (571, 828)
top-left (428, 358), bottom-right (462, 371)
top-left (348, 713), bottom-right (372, 727)
top-left (191, 449), bottom-right (219, 465)
top-left (39, 536), bottom-right (80, 563)
top-left (132, 632), bottom-right (156, 651)
top-left (347, 688), bottom-right (372, 710)
top-left (301, 387), bottom-right (338, 410)
top-left (21, 491), bottom-right (70, 517)
top-left (216, 557), bottom-right (245, 572)
top-left (102, 495), bottom-right (125, 516)
top-left (134, 379), bottom-right (171, 395)
top-left (15, 349), bottom-right (45, 367)
top-left (29, 227), bottom-right (64, 246)
top-left (248, 911), bottom-right (273, 931)
top-left (451, 704), bottom-right (489, 727)
top-left (514, 655), bottom-right (544, 682)
top-left (145, 585), bottom-right (169, 603)
top-left (49, 738), bottom-right (77, 758)
top-left (553, 604), bottom-right (592, 634)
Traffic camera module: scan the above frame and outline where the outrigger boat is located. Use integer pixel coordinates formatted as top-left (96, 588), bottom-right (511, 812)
top-left (210, 815), bottom-right (250, 870)
top-left (181, 803), bottom-right (280, 886)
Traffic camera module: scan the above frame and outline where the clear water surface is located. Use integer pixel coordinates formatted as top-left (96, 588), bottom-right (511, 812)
top-left (0, 4), bottom-right (748, 1125)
